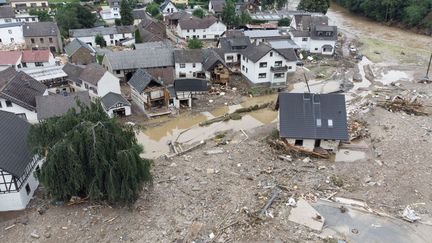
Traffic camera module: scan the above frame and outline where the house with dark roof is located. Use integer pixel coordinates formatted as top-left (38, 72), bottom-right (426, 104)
top-left (177, 15), bottom-right (226, 40)
top-left (171, 78), bottom-right (208, 108)
top-left (0, 67), bottom-right (47, 122)
top-left (64, 39), bottom-right (96, 65)
top-left (174, 48), bottom-right (229, 85)
top-left (159, 0), bottom-right (178, 16)
top-left (23, 22), bottom-right (63, 53)
top-left (240, 43), bottom-right (297, 85)
top-left (63, 63), bottom-right (121, 99)
top-left (35, 91), bottom-right (91, 120)
top-left (218, 36), bottom-right (251, 64)
top-left (0, 110), bottom-right (44, 211)
top-left (101, 92), bottom-right (131, 117)
top-left (0, 5), bottom-right (16, 24)
top-left (208, 0), bottom-right (225, 15)
top-left (276, 92), bottom-right (348, 151)
top-left (128, 69), bottom-right (169, 115)
top-left (102, 47), bottom-right (175, 83)
top-left (69, 26), bottom-right (135, 47)
top-left (137, 16), bottom-right (167, 42)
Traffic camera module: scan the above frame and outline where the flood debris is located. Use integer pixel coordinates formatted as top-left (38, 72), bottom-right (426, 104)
top-left (402, 205), bottom-right (420, 222)
top-left (348, 119), bottom-right (369, 140)
top-left (288, 199), bottom-right (325, 231)
top-left (204, 149), bottom-right (224, 155)
top-left (269, 139), bottom-right (329, 159)
top-left (259, 189), bottom-right (280, 217)
top-left (378, 95), bottom-right (429, 116)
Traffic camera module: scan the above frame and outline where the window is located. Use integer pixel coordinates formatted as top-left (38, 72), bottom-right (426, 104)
top-left (179, 73), bottom-right (186, 78)
top-left (227, 55), bottom-right (233, 60)
top-left (302, 37), bottom-right (308, 42)
top-left (42, 2), bottom-right (46, 6)
top-left (116, 70), bottom-right (120, 74)
top-left (274, 61), bottom-right (282, 67)
top-left (326, 32), bottom-right (332, 36)
top-left (288, 66), bottom-right (292, 70)
top-left (274, 73), bottom-right (285, 78)
top-left (110, 40), bottom-right (114, 44)
top-left (32, 17), bottom-right (35, 21)
top-left (10, 38), bottom-right (14, 42)
top-left (49, 37), bottom-right (53, 43)
top-left (40, 38), bottom-right (44, 43)
top-left (242, 56), bottom-right (245, 61)
top-left (242, 65), bottom-right (245, 71)
top-left (31, 38), bottom-right (35, 44)
top-left (25, 184), bottom-right (31, 195)
top-left (193, 29), bottom-right (196, 32)
top-left (21, 62), bottom-right (27, 68)
top-left (35, 62), bottom-right (43, 66)
top-left (187, 29), bottom-right (190, 33)
top-left (316, 119), bottom-right (322, 127)
top-left (295, 140), bottom-right (303, 146)
top-left (245, 68), bottom-right (248, 73)
top-left (180, 63), bottom-right (185, 68)
top-left (313, 95), bottom-right (320, 103)
top-left (269, 52), bottom-right (273, 57)
top-left (303, 93), bottom-right (311, 100)
top-left (315, 48), bottom-right (318, 51)
top-left (258, 73), bottom-right (266, 79)
top-left (8, 29), bottom-right (12, 34)
top-left (0, 101), bottom-right (2, 108)
top-left (328, 119), bottom-right (333, 128)
top-left (192, 63), bottom-right (196, 68)
top-left (203, 35), bottom-right (206, 38)
top-left (110, 34), bottom-right (114, 39)
top-left (5, 18), bottom-right (11, 23)
top-left (259, 62), bottom-right (267, 68)
top-left (6, 100), bottom-right (12, 107)
top-left (31, 3), bottom-right (36, 7)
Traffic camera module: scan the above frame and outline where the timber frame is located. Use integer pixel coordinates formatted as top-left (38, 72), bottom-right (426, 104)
top-left (0, 156), bottom-right (40, 194)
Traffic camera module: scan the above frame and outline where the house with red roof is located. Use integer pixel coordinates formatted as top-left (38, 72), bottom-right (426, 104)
top-left (0, 49), bottom-right (55, 69)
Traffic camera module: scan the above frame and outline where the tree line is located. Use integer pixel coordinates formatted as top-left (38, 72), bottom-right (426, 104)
top-left (332, 0), bottom-right (432, 28)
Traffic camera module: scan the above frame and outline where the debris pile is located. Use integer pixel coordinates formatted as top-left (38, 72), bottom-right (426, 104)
top-left (378, 95), bottom-right (428, 116)
top-left (268, 139), bottom-right (329, 159)
top-left (348, 119), bottom-right (369, 140)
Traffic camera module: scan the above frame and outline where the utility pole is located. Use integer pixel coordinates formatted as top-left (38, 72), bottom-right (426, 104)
top-left (425, 53), bottom-right (432, 81)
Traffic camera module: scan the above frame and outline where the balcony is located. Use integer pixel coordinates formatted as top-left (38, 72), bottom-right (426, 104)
top-left (270, 65), bottom-right (288, 72)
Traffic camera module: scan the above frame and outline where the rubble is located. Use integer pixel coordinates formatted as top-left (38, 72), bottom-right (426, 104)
top-left (288, 199), bottom-right (324, 231)
top-left (402, 206), bottom-right (420, 222)
top-left (378, 95), bottom-right (429, 116)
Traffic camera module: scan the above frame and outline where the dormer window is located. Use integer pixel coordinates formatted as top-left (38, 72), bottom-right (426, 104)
top-left (313, 94), bottom-right (320, 104)
top-left (316, 119), bottom-right (322, 127)
top-left (328, 119), bottom-right (333, 128)
top-left (303, 93), bottom-right (311, 100)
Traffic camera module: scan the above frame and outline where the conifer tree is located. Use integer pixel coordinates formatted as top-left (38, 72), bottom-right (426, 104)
top-left (120, 0), bottom-right (134, 25)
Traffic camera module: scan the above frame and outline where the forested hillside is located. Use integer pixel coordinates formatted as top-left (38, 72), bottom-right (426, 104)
top-left (332, 0), bottom-right (432, 29)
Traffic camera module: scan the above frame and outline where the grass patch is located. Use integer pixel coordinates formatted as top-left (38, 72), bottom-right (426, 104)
top-left (48, 0), bottom-right (80, 4)
top-left (245, 86), bottom-right (277, 96)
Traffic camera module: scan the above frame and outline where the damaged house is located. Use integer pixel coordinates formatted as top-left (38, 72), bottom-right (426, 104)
top-left (276, 92), bottom-right (348, 152)
top-left (128, 69), bottom-right (170, 116)
top-left (170, 78), bottom-right (208, 108)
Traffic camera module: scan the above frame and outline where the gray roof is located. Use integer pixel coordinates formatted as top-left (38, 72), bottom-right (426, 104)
top-left (275, 48), bottom-right (298, 62)
top-left (63, 63), bottom-right (84, 83)
top-left (0, 22), bottom-right (23, 28)
top-left (78, 64), bottom-right (107, 86)
top-left (0, 5), bottom-right (15, 18)
top-left (277, 93), bottom-right (348, 140)
top-left (291, 30), bottom-right (310, 38)
top-left (0, 110), bottom-right (33, 177)
top-left (134, 41), bottom-right (172, 50)
top-left (311, 25), bottom-right (337, 41)
top-left (105, 48), bottom-right (174, 70)
top-left (23, 22), bottom-right (59, 37)
top-left (166, 11), bottom-right (190, 20)
top-left (174, 49), bottom-right (203, 63)
top-left (128, 69), bottom-right (163, 93)
top-left (101, 92), bottom-right (130, 110)
top-left (132, 8), bottom-right (147, 20)
top-left (0, 68), bottom-right (47, 111)
top-left (64, 38), bottom-right (95, 56)
top-left (69, 26), bottom-right (134, 37)
top-left (210, 0), bottom-right (225, 12)
top-left (36, 91), bottom-right (91, 120)
top-left (268, 39), bottom-right (300, 49)
top-left (242, 43), bottom-right (297, 62)
top-left (219, 36), bottom-right (250, 52)
top-left (202, 48), bottom-right (226, 71)
top-left (178, 15), bottom-right (219, 30)
top-left (244, 29), bottom-right (290, 39)
top-left (174, 78), bottom-right (208, 92)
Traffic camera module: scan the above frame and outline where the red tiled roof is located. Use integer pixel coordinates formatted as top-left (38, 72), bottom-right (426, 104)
top-left (0, 51), bottom-right (21, 66)
top-left (21, 50), bottom-right (51, 63)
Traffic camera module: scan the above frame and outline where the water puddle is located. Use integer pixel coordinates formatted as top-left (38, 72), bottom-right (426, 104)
top-left (137, 94), bottom-right (277, 158)
top-left (335, 149), bottom-right (367, 162)
top-left (376, 70), bottom-right (411, 85)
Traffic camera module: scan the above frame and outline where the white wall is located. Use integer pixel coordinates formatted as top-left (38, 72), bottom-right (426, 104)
top-left (174, 62), bottom-right (203, 78)
top-left (0, 25), bottom-right (25, 46)
top-left (310, 39), bottom-right (336, 55)
top-left (177, 21), bottom-right (226, 40)
top-left (100, 7), bottom-right (121, 21)
top-left (15, 15), bottom-right (39, 23)
top-left (0, 18), bottom-right (18, 24)
top-left (70, 32), bottom-right (133, 47)
top-left (0, 158), bottom-right (43, 212)
top-left (0, 98), bottom-right (38, 123)
top-left (21, 53), bottom-right (56, 69)
top-left (224, 52), bottom-right (238, 64)
top-left (130, 87), bottom-right (146, 112)
top-left (291, 36), bottom-right (311, 50)
top-left (105, 105), bottom-right (131, 117)
top-left (161, 2), bottom-right (178, 16)
top-left (98, 71), bottom-right (121, 97)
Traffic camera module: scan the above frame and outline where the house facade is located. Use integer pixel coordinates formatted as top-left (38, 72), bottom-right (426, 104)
top-left (64, 39), bottom-right (96, 65)
top-left (10, 0), bottom-right (49, 14)
top-left (240, 43), bottom-right (297, 85)
top-left (218, 36), bottom-right (251, 64)
top-left (101, 92), bottom-right (131, 117)
top-left (0, 22), bottom-right (25, 48)
top-left (0, 5), bottom-right (16, 24)
top-left (0, 110), bottom-right (44, 211)
top-left (159, 0), bottom-right (178, 16)
top-left (69, 26), bottom-right (134, 47)
top-left (177, 15), bottom-right (226, 40)
top-left (171, 78), bottom-right (208, 108)
top-left (23, 22), bottom-right (63, 53)
top-left (174, 49), bottom-right (205, 79)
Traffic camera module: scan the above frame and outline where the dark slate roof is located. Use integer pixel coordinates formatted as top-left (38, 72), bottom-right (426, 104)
top-left (105, 48), bottom-right (174, 70)
top-left (23, 22), bottom-right (59, 37)
top-left (241, 43), bottom-right (272, 62)
top-left (159, 0), bottom-right (174, 11)
top-left (132, 8), bottom-right (147, 20)
top-left (202, 48), bottom-right (226, 71)
top-left (128, 69), bottom-right (163, 93)
top-left (291, 30), bottom-right (310, 37)
top-left (69, 26), bottom-right (134, 37)
top-left (210, 0), bottom-right (225, 12)
top-left (101, 92), bottom-right (130, 110)
top-left (36, 91), bottom-right (91, 120)
top-left (64, 38), bottom-right (95, 56)
top-left (0, 110), bottom-right (33, 177)
top-left (311, 25), bottom-right (337, 41)
top-left (219, 36), bottom-right (250, 52)
top-left (174, 49), bottom-right (203, 63)
top-left (63, 63), bottom-right (84, 83)
top-left (0, 5), bottom-right (15, 18)
top-left (276, 48), bottom-right (298, 62)
top-left (178, 15), bottom-right (219, 30)
top-left (174, 78), bottom-right (208, 92)
top-left (166, 11), bottom-right (190, 20)
top-left (134, 41), bottom-right (172, 50)
top-left (0, 69), bottom-right (47, 111)
top-left (277, 93), bottom-right (348, 140)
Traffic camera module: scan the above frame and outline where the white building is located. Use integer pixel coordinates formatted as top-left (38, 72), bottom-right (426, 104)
top-left (0, 110), bottom-right (44, 211)
top-left (0, 5), bottom-right (17, 24)
top-left (0, 67), bottom-right (48, 123)
top-left (218, 36), bottom-right (251, 64)
top-left (69, 26), bottom-right (135, 47)
top-left (240, 43), bottom-right (297, 85)
top-left (101, 92), bottom-right (131, 117)
top-left (170, 78), bottom-right (208, 108)
top-left (159, 0), bottom-right (178, 16)
top-left (0, 22), bottom-right (25, 47)
top-left (177, 15), bottom-right (226, 40)
top-left (174, 49), bottom-right (205, 79)
top-left (0, 49), bottom-right (56, 69)
top-left (100, 6), bottom-right (120, 24)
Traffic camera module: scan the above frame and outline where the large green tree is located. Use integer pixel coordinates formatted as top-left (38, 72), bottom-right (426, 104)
top-left (192, 8), bottom-right (205, 18)
top-left (221, 1), bottom-right (238, 28)
top-left (297, 0), bottom-right (330, 14)
top-left (95, 34), bottom-right (107, 47)
top-left (120, 0), bottom-right (134, 25)
top-left (56, 3), bottom-right (96, 37)
top-left (29, 9), bottom-right (52, 21)
top-left (146, 2), bottom-right (160, 18)
top-left (187, 38), bottom-right (203, 49)
top-left (28, 102), bottom-right (152, 204)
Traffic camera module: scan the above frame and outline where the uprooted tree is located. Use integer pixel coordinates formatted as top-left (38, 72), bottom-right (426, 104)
top-left (28, 101), bottom-right (152, 204)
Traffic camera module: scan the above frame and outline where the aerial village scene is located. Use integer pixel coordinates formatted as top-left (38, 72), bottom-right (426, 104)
top-left (0, 0), bottom-right (432, 241)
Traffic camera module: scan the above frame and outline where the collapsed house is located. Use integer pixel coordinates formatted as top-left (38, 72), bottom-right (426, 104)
top-left (170, 78), bottom-right (208, 108)
top-left (276, 92), bottom-right (348, 152)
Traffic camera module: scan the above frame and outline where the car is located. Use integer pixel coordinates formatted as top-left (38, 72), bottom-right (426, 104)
top-left (296, 61), bottom-right (304, 66)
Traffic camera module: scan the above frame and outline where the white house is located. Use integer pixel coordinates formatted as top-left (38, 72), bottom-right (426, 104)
top-left (100, 0), bottom-right (120, 23)
top-left (171, 78), bottom-right (208, 108)
top-left (0, 67), bottom-right (48, 123)
top-left (177, 15), bottom-right (226, 40)
top-left (0, 110), bottom-right (44, 212)
top-left (159, 0), bottom-right (178, 16)
top-left (63, 63), bottom-right (121, 100)
top-left (0, 22), bottom-right (25, 48)
top-left (0, 5), bottom-right (17, 24)
top-left (174, 49), bottom-right (205, 79)
top-left (69, 26), bottom-right (135, 47)
top-left (240, 43), bottom-right (297, 85)
top-left (218, 36), bottom-right (251, 64)
top-left (0, 49), bottom-right (56, 69)
top-left (101, 92), bottom-right (131, 117)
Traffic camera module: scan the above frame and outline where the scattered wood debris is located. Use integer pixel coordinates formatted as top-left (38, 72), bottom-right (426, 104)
top-left (269, 139), bottom-right (329, 159)
top-left (378, 96), bottom-right (429, 116)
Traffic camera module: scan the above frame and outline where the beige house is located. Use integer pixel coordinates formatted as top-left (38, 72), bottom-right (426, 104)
top-left (10, 0), bottom-right (49, 14)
